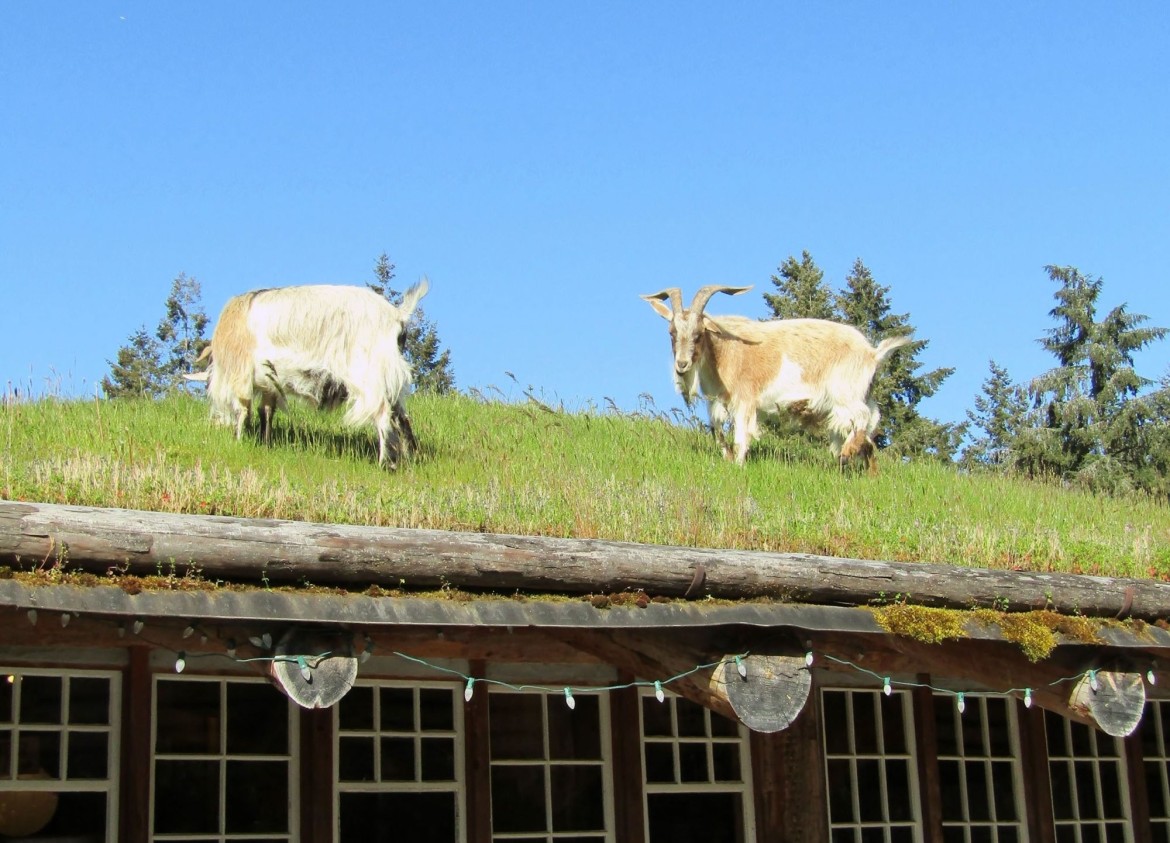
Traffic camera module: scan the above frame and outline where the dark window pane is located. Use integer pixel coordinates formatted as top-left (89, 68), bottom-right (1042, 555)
top-left (227, 683), bottom-right (287, 755)
top-left (943, 826), bottom-right (966, 843)
top-left (886, 759), bottom-right (913, 822)
top-left (1147, 761), bottom-right (1168, 817)
top-left (154, 759), bottom-right (218, 834)
top-left (883, 694), bottom-right (907, 754)
top-left (26, 790), bottom-right (106, 838)
top-left (642, 696), bottom-right (673, 737)
top-left (338, 735), bottom-right (375, 782)
top-left (421, 736), bottom-right (455, 781)
top-left (678, 743), bottom-right (709, 783)
top-left (823, 692), bottom-right (849, 755)
top-left (1055, 824), bottom-right (1078, 843)
top-left (548, 693), bottom-right (601, 760)
top-left (19, 730), bottom-right (59, 778)
top-left (20, 676), bottom-right (61, 725)
top-left (712, 743), bottom-right (741, 782)
top-left (1099, 761), bottom-right (1124, 818)
top-left (338, 685), bottom-right (374, 731)
top-left (940, 759), bottom-right (963, 820)
top-left (156, 680), bottom-right (219, 754)
top-left (647, 792), bottom-right (743, 843)
top-left (856, 759), bottom-right (883, 822)
top-left (644, 743), bottom-right (674, 783)
top-left (827, 759), bottom-right (855, 823)
top-left (419, 688), bottom-right (454, 731)
top-left (971, 825), bottom-right (992, 843)
top-left (1050, 764), bottom-right (1074, 820)
top-left (890, 827), bottom-right (915, 843)
top-left (832, 829), bottom-right (857, 843)
top-left (985, 698), bottom-right (1010, 757)
top-left (340, 792), bottom-right (456, 843)
top-left (992, 761), bottom-right (1019, 820)
top-left (1082, 823), bottom-right (1102, 843)
top-left (1139, 703), bottom-right (1163, 757)
top-left (380, 687), bottom-right (415, 732)
top-left (710, 711), bottom-right (739, 738)
top-left (675, 698), bottom-right (707, 737)
top-left (68, 677), bottom-right (110, 725)
top-left (1070, 721), bottom-right (1093, 756)
top-left (1046, 712), bottom-right (1069, 756)
top-left (853, 694), bottom-right (878, 755)
top-left (491, 765), bottom-right (546, 832)
top-left (861, 825), bottom-right (885, 843)
top-left (551, 765), bottom-right (604, 831)
top-left (489, 695), bottom-right (544, 760)
top-left (0, 732), bottom-right (10, 778)
top-left (935, 695), bottom-right (958, 756)
top-left (381, 736), bottom-right (415, 781)
top-left (961, 706), bottom-right (984, 756)
top-left (67, 731), bottom-right (108, 779)
top-left (0, 677), bottom-right (12, 723)
top-left (1001, 826), bottom-right (1020, 843)
top-left (226, 760), bottom-right (288, 833)
top-left (1104, 822), bottom-right (1127, 843)
top-left (1075, 761), bottom-right (1100, 819)
top-left (966, 760), bottom-right (990, 821)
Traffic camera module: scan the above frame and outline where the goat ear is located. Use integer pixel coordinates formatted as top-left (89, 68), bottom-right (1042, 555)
top-left (399, 276), bottom-right (431, 320)
top-left (641, 295), bottom-right (673, 321)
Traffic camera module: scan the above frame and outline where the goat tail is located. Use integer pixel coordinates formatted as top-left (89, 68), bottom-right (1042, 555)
top-left (873, 334), bottom-right (913, 366)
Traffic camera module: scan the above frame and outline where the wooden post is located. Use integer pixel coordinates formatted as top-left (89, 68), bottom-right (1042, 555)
top-left (1016, 700), bottom-right (1056, 843)
top-left (751, 680), bottom-right (828, 843)
top-left (609, 675), bottom-right (647, 843)
top-left (299, 707), bottom-right (333, 841)
top-left (912, 679), bottom-right (944, 843)
top-left (1124, 724), bottom-right (1153, 843)
top-left (118, 646), bottom-right (151, 843)
top-left (463, 659), bottom-right (492, 843)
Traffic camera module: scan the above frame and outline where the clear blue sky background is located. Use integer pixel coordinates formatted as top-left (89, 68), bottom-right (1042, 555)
top-left (3, 3), bottom-right (1167, 430)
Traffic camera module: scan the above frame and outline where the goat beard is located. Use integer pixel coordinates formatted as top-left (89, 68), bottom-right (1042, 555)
top-left (673, 368), bottom-right (700, 408)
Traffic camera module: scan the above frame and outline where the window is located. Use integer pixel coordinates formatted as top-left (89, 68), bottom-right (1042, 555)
top-left (0, 668), bottom-right (120, 841)
top-left (933, 693), bottom-right (1025, 843)
top-left (822, 688), bottom-right (919, 843)
top-left (335, 682), bottom-right (464, 843)
top-left (639, 690), bottom-right (753, 843)
top-left (489, 689), bottom-right (612, 842)
top-left (1144, 700), bottom-right (1170, 843)
top-left (152, 676), bottom-right (297, 841)
top-left (1045, 710), bottom-right (1131, 843)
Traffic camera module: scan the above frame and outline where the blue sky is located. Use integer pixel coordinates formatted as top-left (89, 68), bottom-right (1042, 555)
top-left (2, 3), bottom-right (1168, 429)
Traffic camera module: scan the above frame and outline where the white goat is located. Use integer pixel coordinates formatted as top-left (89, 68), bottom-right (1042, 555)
top-left (189, 279), bottom-right (429, 467)
top-left (642, 285), bottom-right (911, 471)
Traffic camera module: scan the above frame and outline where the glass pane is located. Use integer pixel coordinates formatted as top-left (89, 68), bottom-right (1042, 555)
top-left (338, 685), bottom-right (374, 731)
top-left (678, 742), bottom-right (709, 783)
top-left (419, 688), bottom-right (454, 731)
top-left (1104, 822), bottom-right (1128, 843)
top-left (966, 760), bottom-right (990, 821)
top-left (551, 765), bottom-right (604, 831)
top-left (19, 790), bottom-right (106, 839)
top-left (943, 826), bottom-right (966, 843)
top-left (827, 759), bottom-right (855, 823)
top-left (710, 711), bottom-right (740, 738)
top-left (1070, 721), bottom-right (1093, 756)
top-left (67, 731), bottom-right (109, 779)
top-left (548, 693), bottom-right (601, 760)
top-left (1046, 713), bottom-right (1069, 756)
top-left (647, 792), bottom-right (743, 843)
top-left (381, 736), bottom-right (415, 781)
top-left (935, 694), bottom-right (958, 756)
top-left (675, 698), bottom-right (707, 738)
top-left (1082, 823), bottom-right (1102, 843)
top-left (338, 735), bottom-right (375, 782)
top-left (883, 694), bottom-right (907, 754)
top-left (940, 759), bottom-right (963, 820)
top-left (1055, 824), bottom-right (1078, 843)
top-left (421, 736), bottom-right (455, 781)
top-left (712, 742), bottom-right (741, 782)
top-left (986, 698), bottom-right (1010, 757)
top-left (0, 731), bottom-right (10, 778)
top-left (853, 694), bottom-right (878, 755)
top-left (20, 676), bottom-right (62, 725)
top-left (156, 680), bottom-right (219, 754)
top-left (340, 792), bottom-right (457, 843)
top-left (644, 743), bottom-right (675, 783)
top-left (971, 826), bottom-right (992, 843)
top-left (861, 825), bottom-right (885, 843)
top-left (227, 682), bottom-right (288, 755)
top-left (886, 758), bottom-right (913, 822)
top-left (1050, 764), bottom-right (1074, 820)
top-left (0, 677), bottom-right (12, 723)
top-left (890, 827), bottom-right (915, 843)
top-left (380, 687), bottom-right (415, 732)
top-left (1099, 761), bottom-right (1124, 818)
top-left (154, 759), bottom-right (218, 834)
top-left (1146, 760), bottom-right (1168, 817)
top-left (823, 692), bottom-right (850, 755)
top-left (1001, 826), bottom-right (1020, 843)
top-left (856, 759), bottom-right (883, 822)
top-left (226, 759), bottom-right (288, 833)
top-left (1075, 760), bottom-right (1100, 819)
top-left (19, 730), bottom-right (59, 778)
top-left (642, 696), bottom-right (673, 737)
top-left (69, 677), bottom-right (110, 725)
top-left (491, 765), bottom-right (546, 832)
top-left (489, 695), bottom-right (544, 760)
top-left (992, 761), bottom-right (1019, 820)
top-left (832, 829), bottom-right (858, 843)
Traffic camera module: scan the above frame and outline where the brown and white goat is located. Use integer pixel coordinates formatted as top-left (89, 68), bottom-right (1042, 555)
top-left (642, 285), bottom-right (911, 471)
top-left (188, 279), bottom-right (428, 467)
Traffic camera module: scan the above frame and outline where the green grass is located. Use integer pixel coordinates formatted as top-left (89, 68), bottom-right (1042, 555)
top-left (2, 391), bottom-right (1168, 579)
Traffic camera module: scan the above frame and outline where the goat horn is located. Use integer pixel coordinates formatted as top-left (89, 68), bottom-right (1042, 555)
top-left (641, 288), bottom-right (684, 314)
top-left (690, 285), bottom-right (753, 315)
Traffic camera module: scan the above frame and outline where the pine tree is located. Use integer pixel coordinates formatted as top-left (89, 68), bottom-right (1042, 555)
top-left (834, 259), bottom-right (958, 458)
top-left (368, 253), bottom-right (455, 394)
top-left (962, 360), bottom-right (1028, 468)
top-left (101, 327), bottom-right (167, 398)
top-left (1019, 265), bottom-right (1167, 493)
top-left (156, 272), bottom-right (209, 389)
top-left (764, 251), bottom-right (835, 319)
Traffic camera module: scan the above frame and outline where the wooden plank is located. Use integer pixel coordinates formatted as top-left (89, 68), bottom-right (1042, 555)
top-left (1124, 723), bottom-right (1153, 843)
top-left (463, 658), bottom-right (492, 843)
top-left (1016, 700), bottom-right (1056, 843)
top-left (4, 500), bottom-right (1170, 619)
top-left (912, 680), bottom-right (944, 843)
top-left (298, 707), bottom-right (333, 842)
top-left (608, 675), bottom-right (646, 843)
top-left (118, 646), bottom-right (151, 843)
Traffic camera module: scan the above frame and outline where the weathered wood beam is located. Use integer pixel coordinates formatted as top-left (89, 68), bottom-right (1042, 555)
top-left (3, 501), bottom-right (1168, 619)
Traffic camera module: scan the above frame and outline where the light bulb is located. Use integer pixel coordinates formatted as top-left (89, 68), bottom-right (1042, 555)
top-left (654, 681), bottom-right (665, 703)
top-left (564, 688), bottom-right (576, 710)
top-left (464, 678), bottom-right (475, 702)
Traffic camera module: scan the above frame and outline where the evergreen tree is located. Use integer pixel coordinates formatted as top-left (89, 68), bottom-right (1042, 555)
top-left (962, 360), bottom-right (1029, 468)
top-left (101, 326), bottom-right (167, 398)
top-left (1019, 265), bottom-right (1167, 493)
top-left (764, 251), bottom-right (835, 319)
top-left (834, 259), bottom-right (958, 459)
top-left (368, 252), bottom-right (455, 394)
top-left (156, 272), bottom-right (209, 389)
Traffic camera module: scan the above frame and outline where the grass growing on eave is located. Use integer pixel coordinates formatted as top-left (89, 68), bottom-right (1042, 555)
top-left (2, 392), bottom-right (1168, 579)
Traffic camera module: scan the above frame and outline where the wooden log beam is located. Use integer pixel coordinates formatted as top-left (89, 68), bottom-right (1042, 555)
top-left (3, 501), bottom-right (1169, 619)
